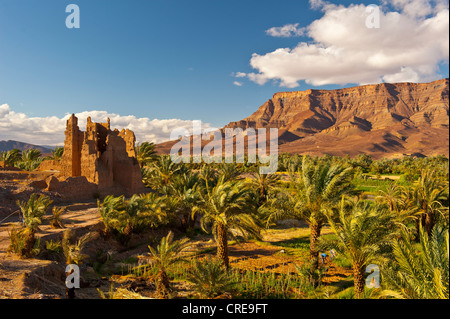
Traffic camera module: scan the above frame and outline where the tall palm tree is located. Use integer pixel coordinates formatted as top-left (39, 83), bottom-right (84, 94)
top-left (326, 199), bottom-right (396, 298)
top-left (16, 194), bottom-right (53, 257)
top-left (382, 223), bottom-right (449, 299)
top-left (136, 142), bottom-right (157, 168)
top-left (148, 231), bottom-right (190, 298)
top-left (268, 156), bottom-right (354, 269)
top-left (193, 176), bottom-right (262, 269)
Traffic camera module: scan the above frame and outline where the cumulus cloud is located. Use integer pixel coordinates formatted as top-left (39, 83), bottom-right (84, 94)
top-left (233, 81), bottom-right (243, 87)
top-left (265, 23), bottom-right (305, 37)
top-left (0, 104), bottom-right (213, 146)
top-left (239, 0), bottom-right (449, 87)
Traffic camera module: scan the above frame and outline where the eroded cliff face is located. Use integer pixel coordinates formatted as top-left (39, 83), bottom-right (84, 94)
top-left (225, 78), bottom-right (449, 158)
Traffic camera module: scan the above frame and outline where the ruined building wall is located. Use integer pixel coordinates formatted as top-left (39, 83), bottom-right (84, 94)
top-left (56, 114), bottom-right (145, 197)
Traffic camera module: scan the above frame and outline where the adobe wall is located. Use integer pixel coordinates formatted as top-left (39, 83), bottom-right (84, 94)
top-left (42, 114), bottom-right (145, 199)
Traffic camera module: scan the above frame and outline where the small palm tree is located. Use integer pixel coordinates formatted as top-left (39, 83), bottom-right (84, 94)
top-left (187, 257), bottom-right (234, 298)
top-left (62, 229), bottom-right (95, 299)
top-left (49, 206), bottom-right (66, 229)
top-left (0, 149), bottom-right (22, 167)
top-left (99, 194), bottom-right (168, 244)
top-left (168, 172), bottom-right (202, 232)
top-left (16, 149), bottom-right (42, 171)
top-left (143, 156), bottom-right (181, 191)
top-left (194, 176), bottom-right (262, 269)
top-left (381, 223), bottom-right (449, 299)
top-left (325, 199), bottom-right (396, 298)
top-left (62, 229), bottom-right (93, 265)
top-left (218, 163), bottom-right (242, 182)
top-left (148, 231), bottom-right (190, 298)
top-left (247, 169), bottom-right (280, 205)
top-left (49, 146), bottom-right (64, 161)
top-left (136, 142), bottom-right (157, 168)
top-left (16, 194), bottom-right (52, 257)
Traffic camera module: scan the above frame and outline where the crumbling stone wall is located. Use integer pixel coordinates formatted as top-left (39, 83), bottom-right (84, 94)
top-left (41, 114), bottom-right (145, 198)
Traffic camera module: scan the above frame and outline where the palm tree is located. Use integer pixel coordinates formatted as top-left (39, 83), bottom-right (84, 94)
top-left (187, 257), bottom-right (234, 298)
top-left (48, 146), bottom-right (64, 161)
top-left (147, 231), bottom-right (190, 298)
top-left (199, 163), bottom-right (219, 188)
top-left (16, 149), bottom-right (43, 171)
top-left (405, 169), bottom-right (448, 237)
top-left (194, 176), bottom-right (262, 269)
top-left (143, 156), bottom-right (181, 192)
top-left (16, 194), bottom-right (53, 257)
top-left (325, 199), bottom-right (396, 298)
top-left (377, 184), bottom-right (417, 228)
top-left (382, 223), bottom-right (449, 299)
top-left (49, 206), bottom-right (66, 229)
top-left (62, 229), bottom-right (95, 299)
top-left (246, 169), bottom-right (280, 205)
top-left (0, 149), bottom-right (22, 167)
top-left (99, 194), bottom-right (168, 244)
top-left (136, 142), bottom-right (157, 168)
top-left (168, 172), bottom-right (202, 232)
top-left (218, 163), bottom-right (242, 182)
top-left (267, 156), bottom-right (354, 269)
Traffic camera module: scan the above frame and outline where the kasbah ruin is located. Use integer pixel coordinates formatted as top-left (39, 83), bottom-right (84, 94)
top-left (1, 114), bottom-right (146, 204)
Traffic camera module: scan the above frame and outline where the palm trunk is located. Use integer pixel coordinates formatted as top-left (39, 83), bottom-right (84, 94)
top-left (216, 223), bottom-right (229, 270)
top-left (22, 229), bottom-right (36, 258)
top-left (423, 203), bottom-right (434, 236)
top-left (353, 263), bottom-right (365, 298)
top-left (259, 185), bottom-right (266, 205)
top-left (156, 269), bottom-right (171, 299)
top-left (309, 223), bottom-right (322, 270)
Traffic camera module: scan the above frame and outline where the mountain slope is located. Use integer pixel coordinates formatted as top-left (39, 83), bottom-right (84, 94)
top-left (155, 79), bottom-right (449, 159)
top-left (0, 140), bottom-right (52, 154)
top-left (224, 78), bottom-right (449, 158)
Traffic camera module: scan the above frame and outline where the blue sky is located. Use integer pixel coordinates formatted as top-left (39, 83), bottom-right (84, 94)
top-left (0, 0), bottom-right (448, 145)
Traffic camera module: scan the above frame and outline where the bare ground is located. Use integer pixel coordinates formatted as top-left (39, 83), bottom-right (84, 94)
top-left (0, 204), bottom-right (352, 299)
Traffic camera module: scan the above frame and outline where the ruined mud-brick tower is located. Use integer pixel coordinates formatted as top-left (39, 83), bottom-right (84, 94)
top-left (59, 114), bottom-right (145, 196)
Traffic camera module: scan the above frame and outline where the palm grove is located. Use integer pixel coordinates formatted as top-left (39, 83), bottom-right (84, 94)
top-left (7, 141), bottom-right (449, 299)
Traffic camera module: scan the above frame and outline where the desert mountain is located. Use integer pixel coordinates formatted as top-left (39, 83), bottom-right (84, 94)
top-left (0, 140), bottom-right (52, 154)
top-left (157, 79), bottom-right (449, 159)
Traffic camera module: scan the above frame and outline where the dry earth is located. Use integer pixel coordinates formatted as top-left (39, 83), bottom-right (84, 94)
top-left (0, 205), bottom-right (352, 299)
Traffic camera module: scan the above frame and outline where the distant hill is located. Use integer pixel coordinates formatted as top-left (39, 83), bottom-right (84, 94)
top-left (0, 140), bottom-right (53, 154)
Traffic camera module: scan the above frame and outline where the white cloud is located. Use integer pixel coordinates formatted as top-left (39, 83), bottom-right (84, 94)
top-left (265, 23), bottom-right (305, 37)
top-left (233, 72), bottom-right (247, 78)
top-left (240, 0), bottom-right (449, 87)
top-left (233, 81), bottom-right (243, 87)
top-left (0, 104), bottom-right (213, 146)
